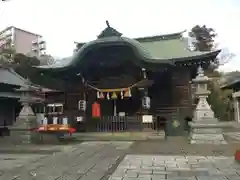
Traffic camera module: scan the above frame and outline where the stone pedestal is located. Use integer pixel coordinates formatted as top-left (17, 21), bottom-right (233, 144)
top-left (9, 103), bottom-right (40, 144)
top-left (189, 100), bottom-right (228, 144)
top-left (233, 97), bottom-right (240, 123)
top-left (189, 122), bottom-right (227, 144)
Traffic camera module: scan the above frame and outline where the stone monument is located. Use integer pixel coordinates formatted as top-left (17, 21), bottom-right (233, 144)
top-left (188, 66), bottom-right (227, 144)
top-left (9, 86), bottom-right (40, 144)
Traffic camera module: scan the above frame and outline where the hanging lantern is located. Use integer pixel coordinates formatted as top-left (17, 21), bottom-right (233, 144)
top-left (142, 96), bottom-right (151, 109)
top-left (92, 102), bottom-right (101, 118)
top-left (99, 92), bottom-right (105, 99)
top-left (111, 92), bottom-right (117, 99)
top-left (106, 92), bottom-right (110, 100)
top-left (78, 100), bottom-right (86, 111)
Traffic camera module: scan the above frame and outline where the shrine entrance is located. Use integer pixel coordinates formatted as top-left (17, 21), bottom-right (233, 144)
top-left (85, 83), bottom-right (142, 118)
top-left (63, 27), bottom-right (177, 132)
top-left (79, 43), bottom-right (152, 120)
top-left (98, 91), bottom-right (141, 116)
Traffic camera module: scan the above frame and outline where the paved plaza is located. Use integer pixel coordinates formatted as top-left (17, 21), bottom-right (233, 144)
top-left (109, 155), bottom-right (240, 180)
top-left (0, 141), bottom-right (132, 180)
top-left (0, 140), bottom-right (240, 180)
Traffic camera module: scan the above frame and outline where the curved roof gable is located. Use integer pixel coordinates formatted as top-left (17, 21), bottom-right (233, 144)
top-left (36, 22), bottom-right (220, 70)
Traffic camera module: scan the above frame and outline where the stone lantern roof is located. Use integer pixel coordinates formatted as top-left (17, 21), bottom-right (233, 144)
top-left (192, 66), bottom-right (210, 83)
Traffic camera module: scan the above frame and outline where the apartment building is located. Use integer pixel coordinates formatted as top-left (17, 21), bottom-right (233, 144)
top-left (0, 26), bottom-right (46, 57)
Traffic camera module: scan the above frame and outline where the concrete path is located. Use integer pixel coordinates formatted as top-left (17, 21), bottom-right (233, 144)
top-left (109, 155), bottom-right (240, 180)
top-left (0, 141), bottom-right (132, 180)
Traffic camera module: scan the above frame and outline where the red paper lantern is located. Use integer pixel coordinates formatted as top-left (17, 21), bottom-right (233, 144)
top-left (92, 102), bottom-right (101, 118)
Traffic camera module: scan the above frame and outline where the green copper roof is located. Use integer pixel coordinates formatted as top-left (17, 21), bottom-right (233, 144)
top-left (72, 36), bottom-right (174, 64)
top-left (36, 22), bottom-right (221, 70)
top-left (139, 37), bottom-right (212, 60)
top-left (74, 30), bottom-right (220, 61)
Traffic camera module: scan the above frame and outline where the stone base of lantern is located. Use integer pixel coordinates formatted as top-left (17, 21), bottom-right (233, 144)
top-left (8, 104), bottom-right (40, 145)
top-left (188, 121), bottom-right (228, 145)
top-left (39, 133), bottom-right (61, 144)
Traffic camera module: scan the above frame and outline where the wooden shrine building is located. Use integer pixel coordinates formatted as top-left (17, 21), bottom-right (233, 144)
top-left (34, 21), bottom-right (221, 132)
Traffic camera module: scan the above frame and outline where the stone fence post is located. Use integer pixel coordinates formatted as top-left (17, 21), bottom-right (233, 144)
top-left (233, 97), bottom-right (240, 123)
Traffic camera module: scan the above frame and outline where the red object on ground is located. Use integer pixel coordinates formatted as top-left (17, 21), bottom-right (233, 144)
top-left (34, 125), bottom-right (76, 135)
top-left (69, 128), bottom-right (76, 133)
top-left (92, 102), bottom-right (101, 118)
top-left (30, 128), bottom-right (38, 131)
top-left (235, 150), bottom-right (240, 162)
top-left (68, 128), bottom-right (76, 136)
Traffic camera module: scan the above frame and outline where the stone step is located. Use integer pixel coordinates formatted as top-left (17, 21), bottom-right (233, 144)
top-left (192, 128), bottom-right (222, 134)
top-left (190, 133), bottom-right (225, 140)
top-left (189, 133), bottom-right (228, 144)
top-left (147, 131), bottom-right (165, 140)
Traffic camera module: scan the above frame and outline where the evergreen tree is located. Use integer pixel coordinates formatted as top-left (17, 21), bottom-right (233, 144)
top-left (189, 25), bottom-right (216, 51)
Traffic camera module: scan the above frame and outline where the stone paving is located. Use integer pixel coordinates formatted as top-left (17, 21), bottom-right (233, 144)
top-left (0, 141), bottom-right (132, 180)
top-left (109, 155), bottom-right (240, 180)
top-left (0, 154), bottom-right (47, 171)
top-left (225, 132), bottom-right (240, 141)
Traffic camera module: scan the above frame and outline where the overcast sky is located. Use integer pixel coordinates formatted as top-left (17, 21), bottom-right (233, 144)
top-left (0, 0), bottom-right (240, 72)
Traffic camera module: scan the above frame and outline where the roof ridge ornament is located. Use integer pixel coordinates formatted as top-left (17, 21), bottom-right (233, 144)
top-left (97, 20), bottom-right (122, 39)
top-left (106, 20), bottom-right (110, 28)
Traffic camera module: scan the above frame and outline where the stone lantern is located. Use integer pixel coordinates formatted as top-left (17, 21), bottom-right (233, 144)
top-left (10, 85), bottom-right (40, 144)
top-left (192, 66), bottom-right (214, 121)
top-left (188, 66), bottom-right (227, 144)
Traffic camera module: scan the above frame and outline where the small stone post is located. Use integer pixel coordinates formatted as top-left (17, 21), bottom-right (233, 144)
top-left (10, 86), bottom-right (40, 144)
top-left (232, 96), bottom-right (240, 123)
top-left (188, 66), bottom-right (227, 144)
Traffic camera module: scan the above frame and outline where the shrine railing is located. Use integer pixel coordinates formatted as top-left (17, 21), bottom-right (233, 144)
top-left (36, 114), bottom-right (189, 133)
top-left (81, 116), bottom-right (143, 132)
top-left (36, 114), bottom-right (144, 132)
